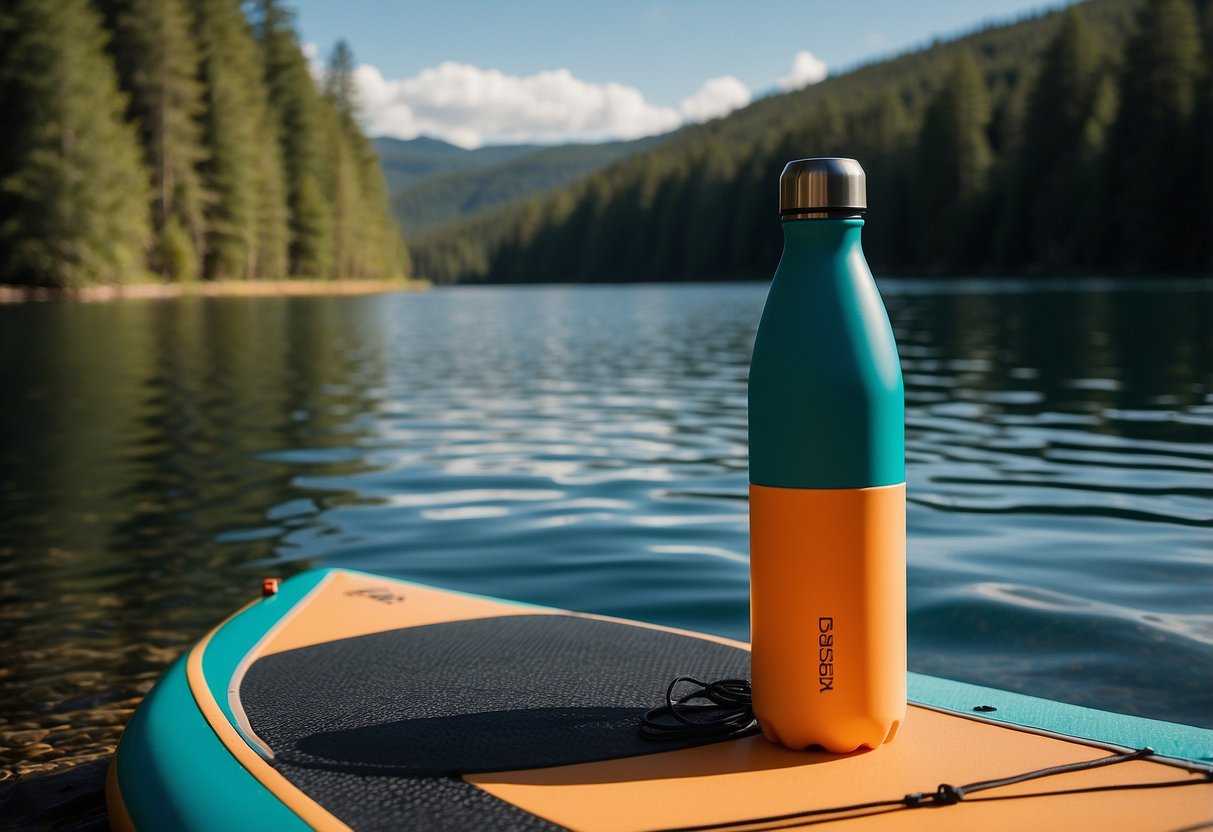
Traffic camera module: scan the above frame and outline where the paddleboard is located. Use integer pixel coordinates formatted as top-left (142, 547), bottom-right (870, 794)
top-left (107, 568), bottom-right (1212, 831)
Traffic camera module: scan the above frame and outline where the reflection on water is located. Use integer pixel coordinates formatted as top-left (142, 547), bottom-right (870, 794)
top-left (0, 279), bottom-right (1210, 778)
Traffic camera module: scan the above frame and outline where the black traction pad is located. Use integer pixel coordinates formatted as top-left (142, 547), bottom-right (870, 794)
top-left (241, 613), bottom-right (752, 831)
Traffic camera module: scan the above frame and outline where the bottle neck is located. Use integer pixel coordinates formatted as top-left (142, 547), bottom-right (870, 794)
top-left (781, 217), bottom-right (865, 249)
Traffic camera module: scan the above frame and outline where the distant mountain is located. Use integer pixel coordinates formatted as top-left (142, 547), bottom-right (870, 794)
top-left (374, 136), bottom-right (544, 194)
top-left (386, 135), bottom-right (671, 235)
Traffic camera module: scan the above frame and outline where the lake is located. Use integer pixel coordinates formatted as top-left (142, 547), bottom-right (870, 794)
top-left (1, 278), bottom-right (1210, 781)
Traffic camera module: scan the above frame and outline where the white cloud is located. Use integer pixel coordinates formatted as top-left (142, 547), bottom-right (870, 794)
top-left (356, 61), bottom-right (687, 148)
top-left (679, 76), bottom-right (751, 123)
top-left (354, 61), bottom-right (757, 148)
top-left (778, 50), bottom-right (828, 91)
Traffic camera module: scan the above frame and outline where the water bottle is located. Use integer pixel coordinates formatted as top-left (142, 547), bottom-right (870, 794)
top-left (748, 158), bottom-right (906, 753)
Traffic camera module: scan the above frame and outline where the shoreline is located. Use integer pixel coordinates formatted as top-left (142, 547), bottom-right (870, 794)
top-left (0, 278), bottom-right (430, 304)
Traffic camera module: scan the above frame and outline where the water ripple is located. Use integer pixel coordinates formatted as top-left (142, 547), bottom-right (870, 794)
top-left (1, 280), bottom-right (1211, 779)
top-left (970, 582), bottom-right (1213, 647)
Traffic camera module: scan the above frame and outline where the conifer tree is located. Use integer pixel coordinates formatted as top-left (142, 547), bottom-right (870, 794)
top-left (1069, 72), bottom-right (1119, 266)
top-left (920, 50), bottom-right (993, 208)
top-left (576, 174), bottom-right (616, 280)
top-left (726, 143), bottom-right (778, 277)
top-left (325, 40), bottom-right (358, 122)
top-left (250, 128), bottom-right (291, 279)
top-left (648, 161), bottom-right (693, 279)
top-left (914, 49), bottom-right (993, 266)
top-left (0, 0), bottom-right (150, 287)
top-left (683, 140), bottom-right (737, 279)
top-left (193, 0), bottom-right (288, 279)
top-left (254, 0), bottom-right (333, 277)
top-left (632, 154), bottom-right (681, 279)
top-left (806, 93), bottom-right (847, 157)
top-left (99, 0), bottom-right (210, 281)
top-left (356, 135), bottom-right (407, 277)
top-left (324, 42), bottom-right (360, 278)
top-left (859, 88), bottom-right (914, 270)
top-left (327, 121), bottom-right (359, 278)
top-left (323, 40), bottom-right (406, 279)
top-left (999, 9), bottom-right (1111, 268)
top-left (1106, 0), bottom-right (1204, 271)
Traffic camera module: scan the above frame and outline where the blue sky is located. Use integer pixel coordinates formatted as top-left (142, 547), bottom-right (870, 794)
top-left (288, 0), bottom-right (1072, 147)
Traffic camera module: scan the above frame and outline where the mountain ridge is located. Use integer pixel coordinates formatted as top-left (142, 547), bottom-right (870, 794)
top-left (382, 133), bottom-right (673, 235)
top-left (374, 136), bottom-right (547, 193)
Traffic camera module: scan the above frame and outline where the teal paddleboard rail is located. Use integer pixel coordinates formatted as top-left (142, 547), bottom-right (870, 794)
top-left (114, 571), bottom-right (332, 831)
top-left (909, 672), bottom-right (1213, 767)
top-left (113, 657), bottom-right (311, 830)
top-left (201, 569), bottom-right (333, 730)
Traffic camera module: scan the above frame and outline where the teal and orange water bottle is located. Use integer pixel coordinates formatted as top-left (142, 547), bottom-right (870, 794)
top-left (748, 158), bottom-right (906, 753)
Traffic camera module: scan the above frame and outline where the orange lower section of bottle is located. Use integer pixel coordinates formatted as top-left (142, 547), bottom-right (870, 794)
top-left (749, 481), bottom-right (906, 753)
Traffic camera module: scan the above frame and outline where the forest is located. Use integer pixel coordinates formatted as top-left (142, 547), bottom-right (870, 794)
top-left (0, 0), bottom-right (405, 289)
top-left (411, 0), bottom-right (1211, 283)
top-left (386, 135), bottom-right (668, 235)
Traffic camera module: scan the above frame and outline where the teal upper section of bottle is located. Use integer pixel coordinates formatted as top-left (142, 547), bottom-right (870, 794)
top-left (749, 218), bottom-right (904, 489)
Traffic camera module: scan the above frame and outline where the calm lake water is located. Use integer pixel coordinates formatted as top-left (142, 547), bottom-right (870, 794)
top-left (1, 279), bottom-right (1210, 780)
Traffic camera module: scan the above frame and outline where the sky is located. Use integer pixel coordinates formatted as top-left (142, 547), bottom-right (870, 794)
top-left (289, 0), bottom-right (1072, 148)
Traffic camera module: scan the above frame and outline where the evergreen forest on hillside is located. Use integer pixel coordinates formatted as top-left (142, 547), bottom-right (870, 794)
top-left (0, 0), bottom-right (405, 289)
top-left (411, 0), bottom-right (1211, 283)
top-left (386, 135), bottom-right (669, 235)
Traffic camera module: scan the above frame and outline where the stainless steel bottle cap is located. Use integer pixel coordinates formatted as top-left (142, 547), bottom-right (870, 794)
top-left (779, 157), bottom-right (866, 219)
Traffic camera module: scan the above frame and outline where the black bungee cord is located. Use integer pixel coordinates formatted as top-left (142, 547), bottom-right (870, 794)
top-left (640, 679), bottom-right (1212, 832)
top-left (638, 742), bottom-right (1210, 832)
top-left (639, 675), bottom-right (760, 741)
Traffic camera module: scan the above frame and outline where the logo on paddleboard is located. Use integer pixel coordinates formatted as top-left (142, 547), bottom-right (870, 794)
top-left (345, 587), bottom-right (405, 605)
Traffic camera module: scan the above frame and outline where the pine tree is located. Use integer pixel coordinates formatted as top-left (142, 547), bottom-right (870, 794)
top-left (99, 0), bottom-right (210, 281)
top-left (356, 131), bottom-right (407, 277)
top-left (858, 88), bottom-right (914, 270)
top-left (324, 42), bottom-right (360, 278)
top-left (323, 40), bottom-right (406, 279)
top-left (648, 160), bottom-right (693, 280)
top-left (577, 174), bottom-right (616, 280)
top-left (726, 143), bottom-right (778, 278)
top-left (254, 0), bottom-right (333, 277)
top-left (1069, 72), bottom-right (1119, 267)
top-left (806, 93), bottom-right (847, 157)
top-left (914, 49), bottom-right (994, 266)
top-left (192, 0), bottom-right (288, 279)
top-left (998, 9), bottom-right (1111, 269)
top-left (1106, 0), bottom-right (1204, 271)
top-left (0, 0), bottom-right (150, 287)
top-left (252, 119), bottom-right (292, 279)
top-left (327, 120), bottom-right (358, 278)
top-left (921, 50), bottom-right (993, 207)
top-left (324, 40), bottom-right (358, 122)
top-left (683, 140), bottom-right (737, 280)
top-left (631, 154), bottom-right (673, 280)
